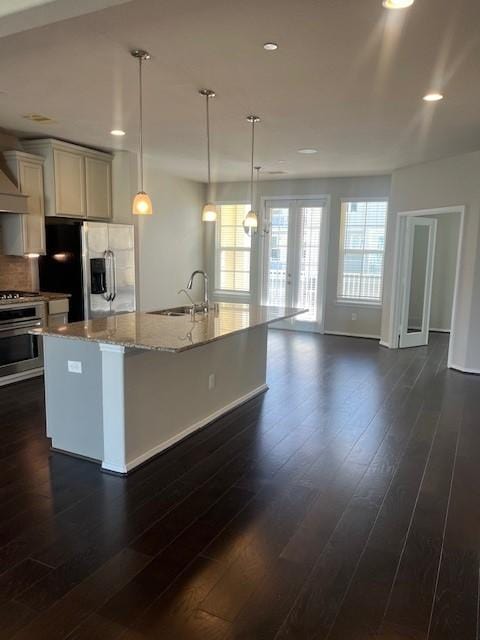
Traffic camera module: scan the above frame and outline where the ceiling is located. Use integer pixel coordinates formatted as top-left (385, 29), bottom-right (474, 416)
top-left (0, 0), bottom-right (479, 182)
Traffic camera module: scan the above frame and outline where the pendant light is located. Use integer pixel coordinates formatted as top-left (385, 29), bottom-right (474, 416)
top-left (199, 89), bottom-right (217, 222)
top-left (131, 49), bottom-right (153, 216)
top-left (243, 115), bottom-right (260, 232)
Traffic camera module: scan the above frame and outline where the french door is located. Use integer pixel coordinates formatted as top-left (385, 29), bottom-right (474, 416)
top-left (261, 198), bottom-right (328, 332)
top-left (399, 217), bottom-right (437, 348)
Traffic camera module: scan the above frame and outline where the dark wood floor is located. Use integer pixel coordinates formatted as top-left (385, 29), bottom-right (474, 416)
top-left (0, 331), bottom-right (479, 639)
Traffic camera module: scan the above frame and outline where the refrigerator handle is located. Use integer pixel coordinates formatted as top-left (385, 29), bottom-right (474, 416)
top-left (102, 250), bottom-right (112, 301)
top-left (110, 250), bottom-right (117, 301)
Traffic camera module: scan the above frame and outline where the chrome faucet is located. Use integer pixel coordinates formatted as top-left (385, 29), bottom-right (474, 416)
top-left (177, 288), bottom-right (197, 318)
top-left (187, 270), bottom-right (209, 312)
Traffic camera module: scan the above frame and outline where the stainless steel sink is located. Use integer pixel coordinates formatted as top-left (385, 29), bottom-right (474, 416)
top-left (147, 306), bottom-right (192, 317)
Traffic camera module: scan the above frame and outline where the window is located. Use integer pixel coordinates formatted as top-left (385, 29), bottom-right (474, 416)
top-left (215, 203), bottom-right (251, 293)
top-left (338, 200), bottom-right (388, 302)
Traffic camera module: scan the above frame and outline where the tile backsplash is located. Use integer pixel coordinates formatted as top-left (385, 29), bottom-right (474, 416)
top-left (0, 255), bottom-right (37, 290)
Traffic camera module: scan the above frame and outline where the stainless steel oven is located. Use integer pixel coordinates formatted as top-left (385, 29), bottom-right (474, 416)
top-left (0, 302), bottom-right (45, 378)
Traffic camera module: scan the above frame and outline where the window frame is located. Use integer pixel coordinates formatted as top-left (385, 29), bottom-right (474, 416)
top-left (337, 197), bottom-right (389, 306)
top-left (214, 201), bottom-right (252, 297)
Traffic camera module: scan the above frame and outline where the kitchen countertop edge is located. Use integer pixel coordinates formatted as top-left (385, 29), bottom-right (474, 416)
top-left (32, 306), bottom-right (307, 353)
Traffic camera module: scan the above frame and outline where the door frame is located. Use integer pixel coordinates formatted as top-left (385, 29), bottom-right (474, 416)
top-left (258, 194), bottom-right (330, 333)
top-left (389, 205), bottom-right (465, 367)
top-left (399, 217), bottom-right (437, 348)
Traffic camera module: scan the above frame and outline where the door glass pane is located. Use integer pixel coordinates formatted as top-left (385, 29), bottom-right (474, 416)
top-left (265, 207), bottom-right (289, 307)
top-left (296, 206), bottom-right (323, 322)
top-left (407, 224), bottom-right (430, 333)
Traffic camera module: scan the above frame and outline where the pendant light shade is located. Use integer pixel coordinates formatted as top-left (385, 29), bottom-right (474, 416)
top-left (131, 49), bottom-right (152, 216)
top-left (243, 210), bottom-right (258, 229)
top-left (132, 191), bottom-right (153, 216)
top-left (200, 89), bottom-right (217, 222)
top-left (202, 202), bottom-right (217, 222)
top-left (243, 116), bottom-right (260, 233)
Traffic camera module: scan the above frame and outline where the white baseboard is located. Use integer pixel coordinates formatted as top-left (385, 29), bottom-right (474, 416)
top-left (102, 383), bottom-right (269, 474)
top-left (379, 340), bottom-right (395, 349)
top-left (324, 331), bottom-right (380, 341)
top-left (0, 367), bottom-right (43, 387)
top-left (448, 363), bottom-right (480, 375)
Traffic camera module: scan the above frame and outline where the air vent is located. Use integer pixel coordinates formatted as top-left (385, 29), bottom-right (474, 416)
top-left (267, 170), bottom-right (287, 175)
top-left (22, 113), bottom-right (55, 124)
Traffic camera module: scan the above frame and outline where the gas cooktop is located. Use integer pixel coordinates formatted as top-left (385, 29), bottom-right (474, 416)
top-left (0, 291), bottom-right (39, 301)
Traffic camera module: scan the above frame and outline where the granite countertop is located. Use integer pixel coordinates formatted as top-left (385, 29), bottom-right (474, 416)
top-left (0, 291), bottom-right (71, 306)
top-left (32, 303), bottom-right (307, 353)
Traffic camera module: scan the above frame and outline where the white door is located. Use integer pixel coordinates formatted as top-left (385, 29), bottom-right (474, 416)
top-left (262, 199), bottom-right (327, 331)
top-left (399, 217), bottom-right (437, 348)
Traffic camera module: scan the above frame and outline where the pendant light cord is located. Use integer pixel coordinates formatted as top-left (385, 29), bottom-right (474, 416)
top-left (138, 56), bottom-right (144, 192)
top-left (206, 94), bottom-right (211, 187)
top-left (255, 166), bottom-right (260, 215)
top-left (250, 119), bottom-right (255, 206)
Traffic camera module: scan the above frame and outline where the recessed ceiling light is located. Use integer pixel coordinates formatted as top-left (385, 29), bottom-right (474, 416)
top-left (423, 93), bottom-right (444, 102)
top-left (382, 0), bottom-right (414, 8)
top-left (110, 129), bottom-right (126, 136)
top-left (263, 42), bottom-right (278, 51)
top-left (297, 148), bottom-right (318, 154)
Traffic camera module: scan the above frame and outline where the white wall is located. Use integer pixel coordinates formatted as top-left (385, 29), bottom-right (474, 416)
top-left (381, 150), bottom-right (480, 372)
top-left (112, 151), bottom-right (206, 312)
top-left (206, 175), bottom-right (391, 338)
top-left (136, 162), bottom-right (206, 311)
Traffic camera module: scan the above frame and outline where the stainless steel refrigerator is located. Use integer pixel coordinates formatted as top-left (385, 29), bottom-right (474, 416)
top-left (39, 219), bottom-right (136, 322)
top-left (82, 221), bottom-right (136, 319)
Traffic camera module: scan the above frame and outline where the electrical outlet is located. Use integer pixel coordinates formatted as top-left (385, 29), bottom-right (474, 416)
top-left (208, 373), bottom-right (216, 390)
top-left (351, 313), bottom-right (357, 321)
top-left (67, 360), bottom-right (82, 374)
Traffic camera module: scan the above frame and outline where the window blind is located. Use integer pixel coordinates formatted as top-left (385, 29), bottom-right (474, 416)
top-left (216, 204), bottom-right (251, 293)
top-left (338, 200), bottom-right (388, 302)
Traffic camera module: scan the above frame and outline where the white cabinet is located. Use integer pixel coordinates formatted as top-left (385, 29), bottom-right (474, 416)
top-left (47, 297), bottom-right (69, 327)
top-left (85, 156), bottom-right (112, 219)
top-left (1, 151), bottom-right (46, 256)
top-left (22, 139), bottom-right (112, 220)
top-left (53, 148), bottom-right (86, 217)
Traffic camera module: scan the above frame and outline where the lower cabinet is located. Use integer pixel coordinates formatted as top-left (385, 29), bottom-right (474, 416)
top-left (47, 298), bottom-right (69, 327)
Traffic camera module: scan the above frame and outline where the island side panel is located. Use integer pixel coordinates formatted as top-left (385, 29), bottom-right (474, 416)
top-left (43, 335), bottom-right (104, 461)
top-left (122, 324), bottom-right (268, 472)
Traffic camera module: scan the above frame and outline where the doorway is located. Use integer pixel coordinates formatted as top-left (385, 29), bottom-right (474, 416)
top-left (395, 207), bottom-right (463, 358)
top-left (260, 197), bottom-right (329, 332)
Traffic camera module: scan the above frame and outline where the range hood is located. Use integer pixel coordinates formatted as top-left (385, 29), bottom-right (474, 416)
top-left (0, 169), bottom-right (29, 214)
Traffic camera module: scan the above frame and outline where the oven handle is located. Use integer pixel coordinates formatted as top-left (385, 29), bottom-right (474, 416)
top-left (0, 319), bottom-right (43, 333)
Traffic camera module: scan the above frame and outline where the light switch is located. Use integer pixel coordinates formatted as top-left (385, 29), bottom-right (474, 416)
top-left (68, 360), bottom-right (82, 374)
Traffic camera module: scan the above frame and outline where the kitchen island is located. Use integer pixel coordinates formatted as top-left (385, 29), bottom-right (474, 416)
top-left (34, 303), bottom-right (305, 474)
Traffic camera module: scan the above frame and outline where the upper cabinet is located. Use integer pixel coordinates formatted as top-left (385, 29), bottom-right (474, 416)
top-left (1, 151), bottom-right (46, 256)
top-left (85, 155), bottom-right (112, 219)
top-left (22, 139), bottom-right (112, 220)
top-left (53, 147), bottom-right (86, 217)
